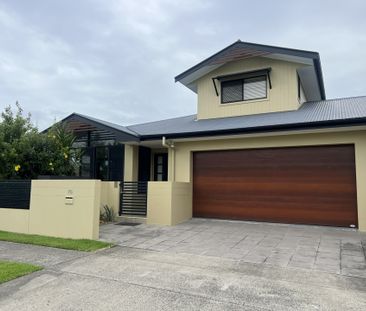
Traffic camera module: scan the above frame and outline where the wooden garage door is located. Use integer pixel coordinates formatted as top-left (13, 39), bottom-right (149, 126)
top-left (193, 145), bottom-right (358, 227)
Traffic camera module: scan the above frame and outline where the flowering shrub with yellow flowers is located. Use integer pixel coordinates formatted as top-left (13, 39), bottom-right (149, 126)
top-left (0, 104), bottom-right (81, 179)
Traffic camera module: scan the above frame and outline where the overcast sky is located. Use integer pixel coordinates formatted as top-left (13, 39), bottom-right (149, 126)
top-left (0, 0), bottom-right (365, 130)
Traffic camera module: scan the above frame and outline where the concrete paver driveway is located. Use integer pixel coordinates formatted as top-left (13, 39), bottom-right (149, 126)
top-left (1, 219), bottom-right (366, 310)
top-left (101, 218), bottom-right (366, 278)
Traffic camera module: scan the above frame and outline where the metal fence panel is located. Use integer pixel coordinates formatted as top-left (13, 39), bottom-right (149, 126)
top-left (0, 180), bottom-right (31, 209)
top-left (120, 182), bottom-right (147, 216)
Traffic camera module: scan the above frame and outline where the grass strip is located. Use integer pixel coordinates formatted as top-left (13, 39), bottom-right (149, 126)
top-left (0, 231), bottom-right (113, 252)
top-left (0, 260), bottom-right (42, 284)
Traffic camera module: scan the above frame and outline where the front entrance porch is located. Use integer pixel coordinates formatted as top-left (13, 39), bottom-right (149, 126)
top-left (120, 142), bottom-right (193, 225)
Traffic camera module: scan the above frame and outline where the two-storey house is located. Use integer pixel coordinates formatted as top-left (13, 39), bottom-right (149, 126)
top-left (58, 41), bottom-right (366, 231)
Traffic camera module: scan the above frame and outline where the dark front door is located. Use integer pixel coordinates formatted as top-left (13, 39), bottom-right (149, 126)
top-left (108, 145), bottom-right (125, 181)
top-left (138, 146), bottom-right (152, 182)
top-left (95, 146), bottom-right (109, 180)
top-left (154, 153), bottom-right (168, 181)
top-left (193, 145), bottom-right (358, 228)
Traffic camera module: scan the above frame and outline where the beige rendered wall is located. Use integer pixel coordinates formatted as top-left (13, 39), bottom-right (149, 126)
top-left (0, 180), bottom-right (101, 239)
top-left (28, 180), bottom-right (101, 239)
top-left (0, 209), bottom-right (29, 234)
top-left (197, 57), bottom-right (305, 120)
top-left (171, 182), bottom-right (192, 225)
top-left (147, 182), bottom-right (192, 226)
top-left (100, 181), bottom-right (120, 215)
top-left (124, 144), bottom-right (139, 181)
top-left (147, 182), bottom-right (172, 225)
top-left (172, 129), bottom-right (366, 231)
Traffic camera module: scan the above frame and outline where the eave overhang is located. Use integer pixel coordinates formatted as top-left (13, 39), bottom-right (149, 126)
top-left (138, 118), bottom-right (366, 141)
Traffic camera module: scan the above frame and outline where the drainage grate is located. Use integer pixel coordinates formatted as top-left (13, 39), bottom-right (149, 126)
top-left (115, 222), bottom-right (140, 226)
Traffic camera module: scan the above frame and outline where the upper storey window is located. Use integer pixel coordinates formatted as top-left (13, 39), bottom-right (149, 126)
top-left (221, 75), bottom-right (267, 104)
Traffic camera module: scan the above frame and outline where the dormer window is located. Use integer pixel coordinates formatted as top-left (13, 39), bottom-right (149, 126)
top-left (221, 75), bottom-right (267, 104)
top-left (221, 76), bottom-right (267, 104)
top-left (214, 68), bottom-right (271, 104)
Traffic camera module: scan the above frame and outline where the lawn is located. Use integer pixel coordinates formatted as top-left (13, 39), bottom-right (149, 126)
top-left (0, 261), bottom-right (42, 284)
top-left (0, 231), bottom-right (113, 252)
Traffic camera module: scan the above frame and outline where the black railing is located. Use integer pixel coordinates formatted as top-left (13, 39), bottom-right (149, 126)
top-left (119, 182), bottom-right (148, 216)
top-left (0, 180), bottom-right (31, 209)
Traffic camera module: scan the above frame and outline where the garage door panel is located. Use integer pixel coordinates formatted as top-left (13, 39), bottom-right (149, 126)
top-left (193, 145), bottom-right (358, 227)
top-left (195, 167), bottom-right (354, 182)
top-left (196, 180), bottom-right (355, 191)
top-left (193, 200), bottom-right (356, 227)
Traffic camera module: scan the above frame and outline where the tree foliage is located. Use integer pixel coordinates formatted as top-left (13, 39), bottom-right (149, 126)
top-left (0, 103), bottom-right (80, 179)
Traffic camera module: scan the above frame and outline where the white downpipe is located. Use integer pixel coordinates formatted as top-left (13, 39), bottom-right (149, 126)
top-left (162, 136), bottom-right (175, 181)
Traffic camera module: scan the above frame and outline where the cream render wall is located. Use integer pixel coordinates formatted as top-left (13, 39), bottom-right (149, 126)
top-left (0, 180), bottom-right (101, 239)
top-left (100, 181), bottom-right (120, 215)
top-left (147, 182), bottom-right (172, 225)
top-left (147, 181), bottom-right (192, 226)
top-left (196, 57), bottom-right (304, 119)
top-left (124, 144), bottom-right (139, 181)
top-left (171, 182), bottom-right (192, 225)
top-left (171, 129), bottom-right (366, 231)
top-left (0, 209), bottom-right (29, 234)
top-left (29, 180), bottom-right (101, 239)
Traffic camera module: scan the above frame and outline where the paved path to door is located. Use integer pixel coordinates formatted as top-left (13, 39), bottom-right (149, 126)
top-left (100, 218), bottom-right (366, 278)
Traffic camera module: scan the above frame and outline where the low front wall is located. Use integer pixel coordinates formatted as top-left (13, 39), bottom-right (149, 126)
top-left (29, 180), bottom-right (101, 239)
top-left (100, 181), bottom-right (120, 216)
top-left (147, 182), bottom-right (192, 226)
top-left (0, 209), bottom-right (29, 234)
top-left (0, 180), bottom-right (101, 239)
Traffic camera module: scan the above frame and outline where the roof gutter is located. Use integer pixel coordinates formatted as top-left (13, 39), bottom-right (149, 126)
top-left (139, 118), bottom-right (366, 141)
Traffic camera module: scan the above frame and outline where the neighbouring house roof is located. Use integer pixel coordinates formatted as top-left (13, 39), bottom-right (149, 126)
top-left (174, 40), bottom-right (326, 102)
top-left (127, 96), bottom-right (366, 140)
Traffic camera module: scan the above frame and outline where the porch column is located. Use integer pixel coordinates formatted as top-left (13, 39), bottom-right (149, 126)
top-left (167, 147), bottom-right (175, 182)
top-left (124, 144), bottom-right (139, 181)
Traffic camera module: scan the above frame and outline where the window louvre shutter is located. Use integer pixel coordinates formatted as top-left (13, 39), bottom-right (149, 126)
top-left (221, 80), bottom-right (243, 103)
top-left (243, 76), bottom-right (267, 100)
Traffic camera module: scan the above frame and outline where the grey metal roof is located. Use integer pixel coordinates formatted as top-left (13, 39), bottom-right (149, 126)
top-left (127, 96), bottom-right (366, 139)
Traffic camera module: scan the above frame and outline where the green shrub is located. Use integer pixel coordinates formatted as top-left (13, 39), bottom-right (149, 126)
top-left (100, 205), bottom-right (116, 223)
top-left (0, 103), bottom-right (81, 179)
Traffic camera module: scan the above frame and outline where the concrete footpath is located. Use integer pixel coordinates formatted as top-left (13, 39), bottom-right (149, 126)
top-left (0, 240), bottom-right (366, 310)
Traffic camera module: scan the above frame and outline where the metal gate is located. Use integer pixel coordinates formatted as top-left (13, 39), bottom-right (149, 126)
top-left (119, 182), bottom-right (148, 216)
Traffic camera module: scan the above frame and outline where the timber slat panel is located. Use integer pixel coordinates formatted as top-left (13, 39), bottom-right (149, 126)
top-left (193, 145), bottom-right (358, 227)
